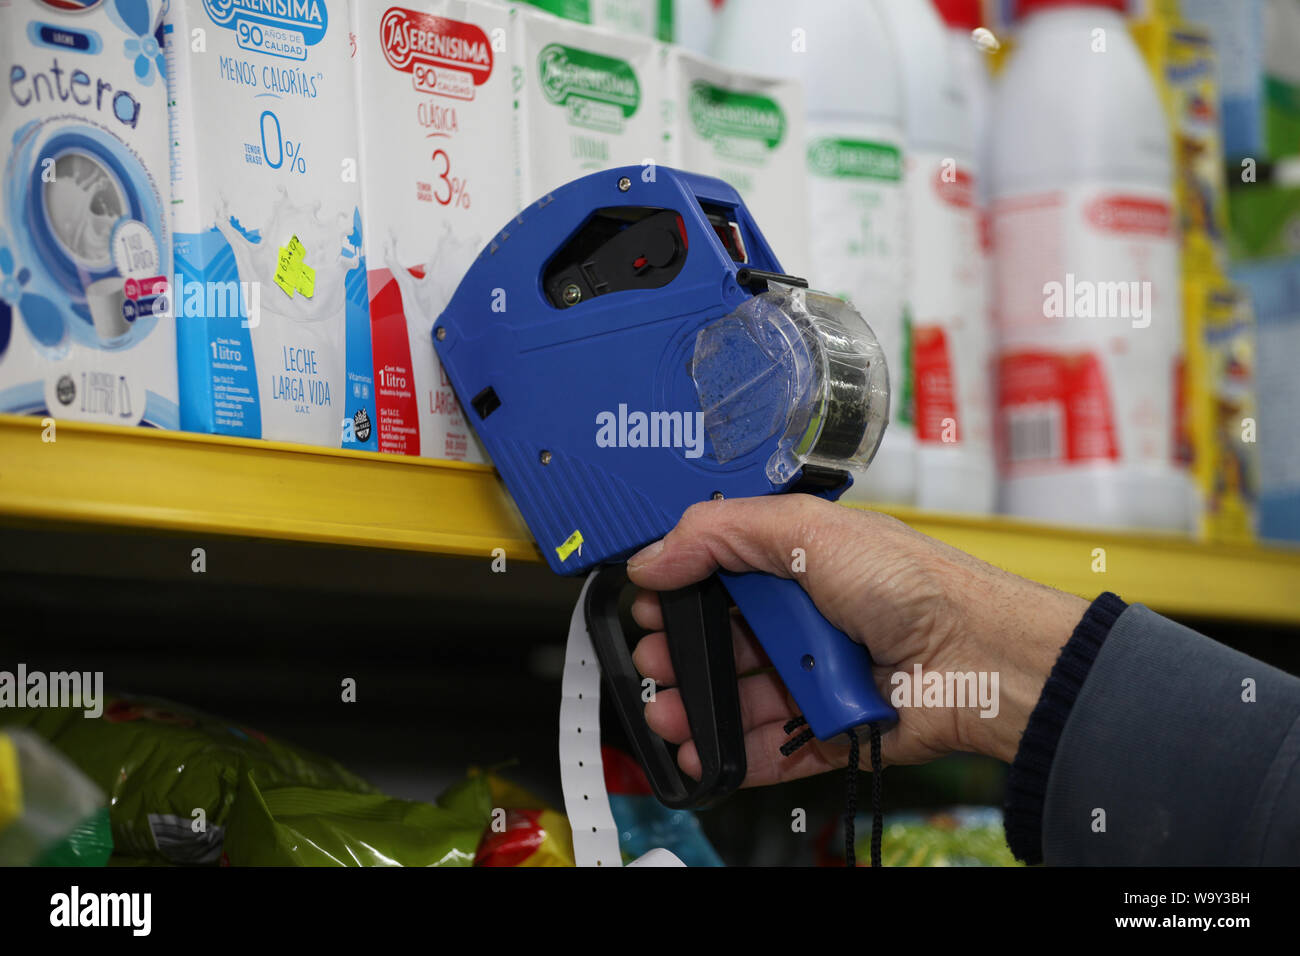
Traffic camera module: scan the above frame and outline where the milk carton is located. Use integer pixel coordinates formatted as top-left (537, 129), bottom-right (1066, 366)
top-left (0, 0), bottom-right (177, 428)
top-left (518, 0), bottom-right (671, 40)
top-left (351, 0), bottom-right (510, 461)
top-left (665, 49), bottom-right (809, 280)
top-left (166, 0), bottom-right (376, 449)
top-left (514, 5), bottom-right (667, 204)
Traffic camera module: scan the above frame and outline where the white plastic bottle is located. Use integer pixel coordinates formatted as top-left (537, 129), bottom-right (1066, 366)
top-left (934, 0), bottom-right (999, 509)
top-left (934, 0), bottom-right (993, 208)
top-left (674, 0), bottom-right (720, 55)
top-left (711, 0), bottom-right (915, 504)
top-left (877, 0), bottom-right (996, 513)
top-left (989, 0), bottom-right (1190, 531)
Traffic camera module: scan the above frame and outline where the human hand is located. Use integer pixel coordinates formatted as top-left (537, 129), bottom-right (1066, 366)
top-left (626, 495), bottom-right (1088, 787)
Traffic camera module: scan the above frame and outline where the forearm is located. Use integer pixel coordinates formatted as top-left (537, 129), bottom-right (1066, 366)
top-left (957, 570), bottom-right (1089, 764)
top-left (927, 543), bottom-right (1089, 764)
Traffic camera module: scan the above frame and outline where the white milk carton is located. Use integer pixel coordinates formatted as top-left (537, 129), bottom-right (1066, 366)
top-left (350, 0), bottom-right (512, 461)
top-left (166, 0), bottom-right (376, 449)
top-left (514, 5), bottom-right (667, 204)
top-left (0, 0), bottom-right (177, 428)
top-left (665, 49), bottom-right (809, 279)
top-left (590, 0), bottom-right (665, 38)
top-left (518, 0), bottom-right (669, 40)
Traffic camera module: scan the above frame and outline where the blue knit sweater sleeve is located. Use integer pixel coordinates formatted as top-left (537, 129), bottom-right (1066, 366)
top-left (1004, 594), bottom-right (1300, 865)
top-left (1003, 592), bottom-right (1128, 864)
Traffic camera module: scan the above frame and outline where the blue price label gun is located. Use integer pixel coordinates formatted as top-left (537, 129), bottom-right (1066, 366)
top-left (434, 166), bottom-right (898, 809)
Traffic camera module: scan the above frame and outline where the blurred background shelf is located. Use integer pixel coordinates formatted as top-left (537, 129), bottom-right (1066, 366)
top-left (3, 413), bottom-right (1298, 624)
top-left (867, 505), bottom-right (1300, 625)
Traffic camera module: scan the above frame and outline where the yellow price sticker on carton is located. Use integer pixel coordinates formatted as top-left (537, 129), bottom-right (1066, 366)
top-left (556, 529), bottom-right (584, 562)
top-left (274, 235), bottom-right (314, 299)
top-left (274, 250), bottom-right (298, 297)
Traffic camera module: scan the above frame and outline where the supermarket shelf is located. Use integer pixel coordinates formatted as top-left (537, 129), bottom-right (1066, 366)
top-left (862, 505), bottom-right (1300, 626)
top-left (0, 413), bottom-right (537, 561)
top-left (2, 414), bottom-right (1299, 624)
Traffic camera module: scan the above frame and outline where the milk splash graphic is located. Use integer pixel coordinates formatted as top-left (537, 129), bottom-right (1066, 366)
top-left (383, 222), bottom-right (469, 347)
top-left (381, 220), bottom-right (486, 461)
top-left (213, 191), bottom-right (357, 446)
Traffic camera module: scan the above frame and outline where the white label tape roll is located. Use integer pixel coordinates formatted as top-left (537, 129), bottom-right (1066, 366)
top-left (559, 570), bottom-right (684, 868)
top-left (559, 571), bottom-right (623, 867)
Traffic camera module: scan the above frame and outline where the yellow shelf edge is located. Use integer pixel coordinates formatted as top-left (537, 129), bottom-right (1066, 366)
top-left (3, 414), bottom-right (1298, 623)
top-left (855, 503), bottom-right (1300, 624)
top-left (0, 411), bottom-right (500, 472)
top-left (0, 414), bottom-right (540, 561)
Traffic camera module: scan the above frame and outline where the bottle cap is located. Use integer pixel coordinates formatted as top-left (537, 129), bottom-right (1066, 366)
top-left (933, 0), bottom-right (983, 30)
top-left (1017, 0), bottom-right (1126, 17)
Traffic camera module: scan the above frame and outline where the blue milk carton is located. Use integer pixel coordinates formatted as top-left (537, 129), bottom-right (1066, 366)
top-left (166, 0), bottom-right (376, 448)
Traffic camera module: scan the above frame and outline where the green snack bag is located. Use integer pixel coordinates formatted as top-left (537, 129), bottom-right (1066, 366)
top-left (5, 695), bottom-right (498, 867)
top-left (1, 695), bottom-right (376, 864)
top-left (224, 771), bottom-right (491, 867)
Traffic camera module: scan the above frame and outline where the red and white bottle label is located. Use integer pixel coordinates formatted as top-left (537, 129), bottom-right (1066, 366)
top-left (914, 326), bottom-right (957, 443)
top-left (991, 184), bottom-right (1181, 476)
top-left (997, 351), bottom-right (1119, 465)
top-left (908, 151), bottom-right (992, 453)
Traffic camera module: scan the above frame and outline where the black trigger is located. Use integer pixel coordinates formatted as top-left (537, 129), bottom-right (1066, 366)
top-left (584, 566), bottom-right (746, 810)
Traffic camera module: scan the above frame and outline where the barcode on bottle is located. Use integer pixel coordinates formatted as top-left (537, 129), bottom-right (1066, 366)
top-left (1006, 404), bottom-right (1063, 463)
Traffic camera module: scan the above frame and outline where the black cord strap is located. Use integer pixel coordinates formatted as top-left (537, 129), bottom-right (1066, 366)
top-left (779, 728), bottom-right (814, 756)
top-left (868, 722), bottom-right (883, 868)
top-left (845, 728), bottom-right (859, 867)
top-left (780, 716), bottom-right (884, 868)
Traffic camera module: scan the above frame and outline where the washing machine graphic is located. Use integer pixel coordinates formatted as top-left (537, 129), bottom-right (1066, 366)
top-left (5, 119), bottom-right (166, 360)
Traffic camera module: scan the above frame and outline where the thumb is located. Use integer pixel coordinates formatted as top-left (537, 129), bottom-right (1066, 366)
top-left (626, 495), bottom-right (831, 591)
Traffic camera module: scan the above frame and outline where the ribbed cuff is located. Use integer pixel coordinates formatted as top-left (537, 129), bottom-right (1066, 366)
top-left (1003, 591), bottom-right (1128, 864)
